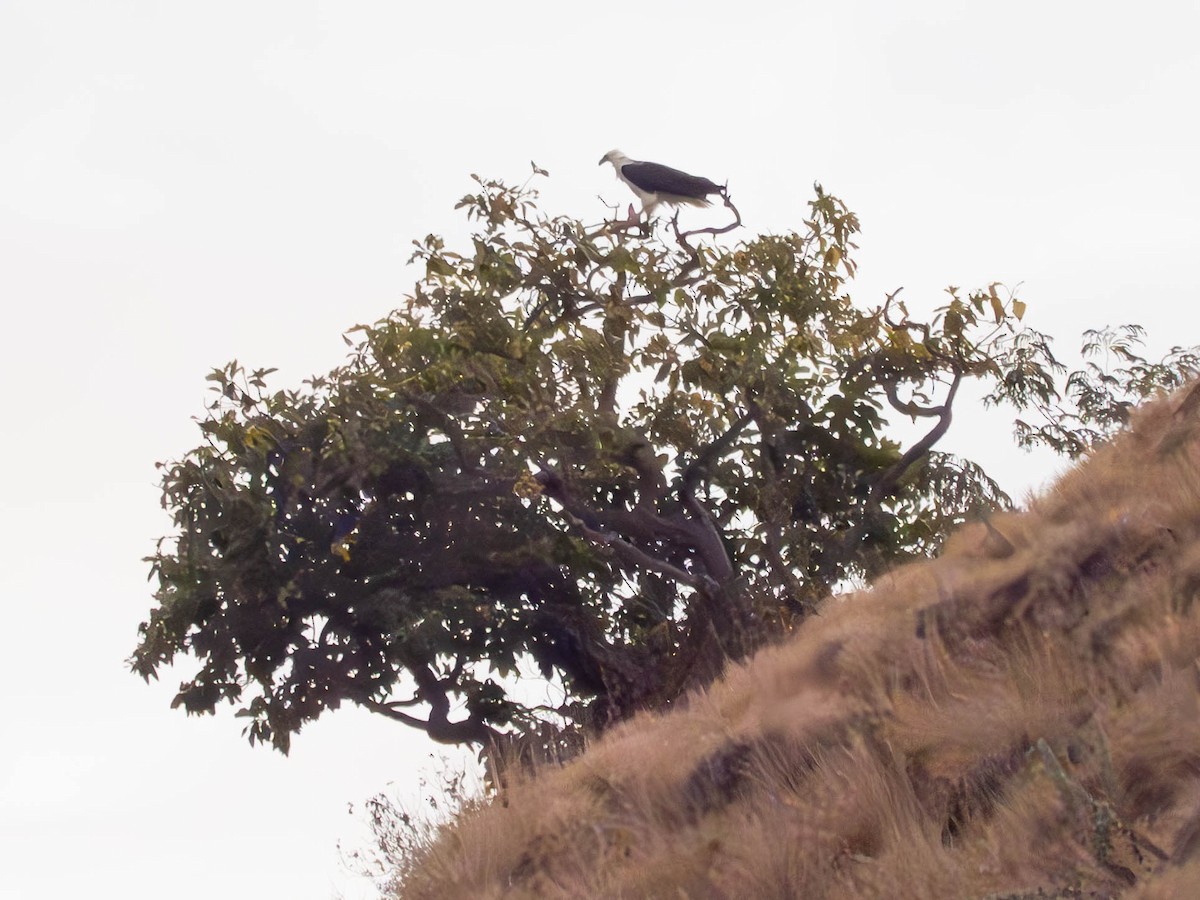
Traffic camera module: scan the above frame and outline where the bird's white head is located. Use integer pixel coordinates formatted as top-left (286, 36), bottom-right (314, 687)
top-left (599, 149), bottom-right (629, 168)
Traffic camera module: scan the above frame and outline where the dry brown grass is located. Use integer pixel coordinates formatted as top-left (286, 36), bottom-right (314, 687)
top-left (395, 387), bottom-right (1200, 898)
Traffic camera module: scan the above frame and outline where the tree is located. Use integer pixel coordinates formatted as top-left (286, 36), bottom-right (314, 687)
top-left (132, 169), bottom-right (1200, 758)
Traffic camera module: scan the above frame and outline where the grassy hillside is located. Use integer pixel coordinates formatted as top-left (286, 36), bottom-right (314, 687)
top-left (393, 388), bottom-right (1200, 898)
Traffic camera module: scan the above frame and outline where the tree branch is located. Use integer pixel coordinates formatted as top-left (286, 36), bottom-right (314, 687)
top-left (871, 371), bottom-right (963, 506)
top-left (883, 381), bottom-right (952, 419)
top-left (535, 466), bottom-right (691, 547)
top-left (627, 439), bottom-right (669, 508)
top-left (580, 521), bottom-right (717, 594)
top-left (361, 653), bottom-right (502, 747)
top-left (536, 460), bottom-right (731, 587)
top-left (402, 392), bottom-right (480, 473)
top-left (680, 410), bottom-right (754, 495)
top-left (825, 372), bottom-right (964, 576)
top-left (673, 192), bottom-right (743, 243)
top-left (360, 696), bottom-right (500, 746)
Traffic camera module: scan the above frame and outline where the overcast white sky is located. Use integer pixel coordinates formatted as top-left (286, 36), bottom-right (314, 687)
top-left (2, 2), bottom-right (1198, 897)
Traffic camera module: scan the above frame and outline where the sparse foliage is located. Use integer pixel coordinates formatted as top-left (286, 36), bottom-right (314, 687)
top-left (993, 324), bottom-right (1200, 456)
top-left (341, 760), bottom-right (474, 897)
top-left (132, 170), bottom-right (1199, 759)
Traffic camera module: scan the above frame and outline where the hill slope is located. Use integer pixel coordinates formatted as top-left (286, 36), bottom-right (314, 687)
top-left (396, 390), bottom-right (1200, 898)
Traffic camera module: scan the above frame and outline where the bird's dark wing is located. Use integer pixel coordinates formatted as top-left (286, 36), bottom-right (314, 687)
top-left (621, 162), bottom-right (723, 199)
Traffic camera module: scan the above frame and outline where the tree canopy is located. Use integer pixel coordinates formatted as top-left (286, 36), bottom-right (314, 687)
top-left (133, 170), bottom-right (1200, 758)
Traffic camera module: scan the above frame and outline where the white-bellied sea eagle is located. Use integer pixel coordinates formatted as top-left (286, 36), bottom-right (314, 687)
top-left (599, 150), bottom-right (725, 219)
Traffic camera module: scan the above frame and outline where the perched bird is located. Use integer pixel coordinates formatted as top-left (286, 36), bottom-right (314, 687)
top-left (599, 149), bottom-right (725, 219)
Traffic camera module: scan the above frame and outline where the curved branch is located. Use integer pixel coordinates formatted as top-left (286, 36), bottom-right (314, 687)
top-left (676, 492), bottom-right (734, 584)
top-left (360, 652), bottom-right (503, 747)
top-left (826, 372), bottom-right (964, 573)
top-left (882, 288), bottom-right (907, 330)
top-left (680, 410), bottom-right (755, 494)
top-left (870, 371), bottom-right (963, 506)
top-left (673, 193), bottom-right (744, 243)
top-left (884, 381), bottom-right (952, 419)
top-left (675, 414), bottom-right (748, 585)
top-left (361, 696), bottom-right (499, 747)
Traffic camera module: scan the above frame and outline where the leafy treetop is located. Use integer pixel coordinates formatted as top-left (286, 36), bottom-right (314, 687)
top-left (133, 169), bottom-right (1200, 757)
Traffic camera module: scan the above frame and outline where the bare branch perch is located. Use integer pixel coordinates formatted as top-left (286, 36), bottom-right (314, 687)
top-left (674, 192), bottom-right (743, 243)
